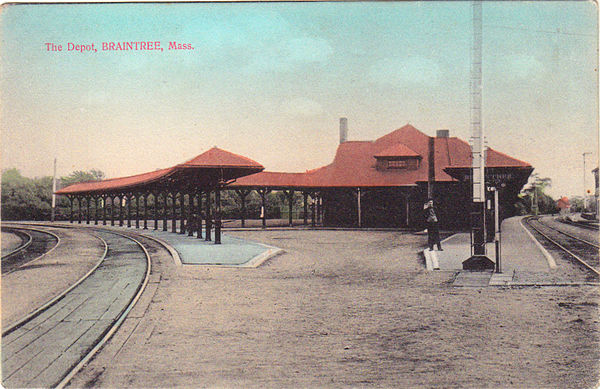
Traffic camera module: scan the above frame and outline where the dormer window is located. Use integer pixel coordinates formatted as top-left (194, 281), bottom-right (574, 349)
top-left (374, 144), bottom-right (422, 171)
top-left (387, 160), bottom-right (408, 169)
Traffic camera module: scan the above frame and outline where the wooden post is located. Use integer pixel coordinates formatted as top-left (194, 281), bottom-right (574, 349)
top-left (153, 193), bottom-right (158, 230)
top-left (405, 195), bottom-right (410, 226)
top-left (316, 193), bottom-right (322, 225)
top-left (319, 196), bottom-right (323, 224)
top-left (188, 193), bottom-right (194, 236)
top-left (357, 188), bottom-right (362, 228)
top-left (196, 191), bottom-right (203, 239)
top-left (172, 193), bottom-right (177, 233)
top-left (205, 191), bottom-right (212, 241)
top-left (283, 190), bottom-right (294, 226)
top-left (180, 193), bottom-right (186, 234)
top-left (77, 197), bottom-right (82, 224)
top-left (135, 194), bottom-right (140, 228)
top-left (102, 196), bottom-right (107, 225)
top-left (119, 195), bottom-right (124, 226)
top-left (162, 192), bottom-right (168, 231)
top-left (311, 193), bottom-right (316, 227)
top-left (69, 196), bottom-right (73, 223)
top-left (235, 189), bottom-right (250, 228)
top-left (126, 194), bottom-right (132, 227)
top-left (215, 188), bottom-right (222, 244)
top-left (303, 192), bottom-right (308, 226)
top-left (86, 196), bottom-right (90, 224)
top-left (94, 197), bottom-right (99, 225)
top-left (143, 194), bottom-right (148, 229)
top-left (110, 196), bottom-right (115, 226)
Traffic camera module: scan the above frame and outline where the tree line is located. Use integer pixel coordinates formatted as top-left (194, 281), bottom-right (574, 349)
top-left (1, 168), bottom-right (308, 221)
top-left (2, 168), bottom-right (561, 221)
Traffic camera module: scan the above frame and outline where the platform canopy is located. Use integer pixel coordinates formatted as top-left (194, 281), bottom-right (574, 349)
top-left (55, 147), bottom-right (264, 196)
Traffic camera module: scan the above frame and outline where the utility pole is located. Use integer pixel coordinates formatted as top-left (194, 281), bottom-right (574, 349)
top-left (463, 0), bottom-right (494, 270)
top-left (51, 157), bottom-right (57, 222)
top-left (583, 152), bottom-right (591, 211)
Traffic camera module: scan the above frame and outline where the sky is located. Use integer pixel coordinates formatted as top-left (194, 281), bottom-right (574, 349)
top-left (1, 1), bottom-right (598, 198)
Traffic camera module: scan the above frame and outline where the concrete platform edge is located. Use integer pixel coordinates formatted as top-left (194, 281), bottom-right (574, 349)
top-left (136, 233), bottom-right (183, 266)
top-left (519, 217), bottom-right (557, 269)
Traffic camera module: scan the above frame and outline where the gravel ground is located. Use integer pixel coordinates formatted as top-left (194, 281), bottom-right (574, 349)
top-left (1, 226), bottom-right (105, 329)
top-left (69, 229), bottom-right (599, 388)
top-left (1, 231), bottom-right (24, 256)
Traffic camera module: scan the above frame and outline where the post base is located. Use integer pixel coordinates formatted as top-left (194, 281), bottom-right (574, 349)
top-left (462, 255), bottom-right (495, 271)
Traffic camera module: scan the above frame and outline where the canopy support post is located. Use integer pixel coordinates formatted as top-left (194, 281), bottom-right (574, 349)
top-left (196, 191), bottom-right (203, 239)
top-left (205, 191), bottom-right (212, 241)
top-left (215, 188), bottom-right (222, 244)
top-left (94, 197), bottom-right (99, 225)
top-left (303, 192), bottom-right (309, 226)
top-left (283, 189), bottom-right (294, 227)
top-left (86, 196), bottom-right (91, 224)
top-left (69, 196), bottom-right (73, 223)
top-left (171, 193), bottom-right (177, 233)
top-left (180, 193), bottom-right (186, 234)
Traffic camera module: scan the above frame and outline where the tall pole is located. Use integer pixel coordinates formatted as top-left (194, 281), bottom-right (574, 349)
top-left (51, 157), bottom-right (57, 222)
top-left (357, 188), bottom-right (362, 228)
top-left (464, 0), bottom-right (493, 270)
top-left (583, 152), bottom-right (591, 210)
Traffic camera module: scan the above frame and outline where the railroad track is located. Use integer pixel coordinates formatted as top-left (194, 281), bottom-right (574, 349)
top-left (1, 227), bottom-right (33, 258)
top-left (560, 218), bottom-right (600, 231)
top-left (1, 226), bottom-right (60, 274)
top-left (525, 216), bottom-right (599, 276)
top-left (1, 225), bottom-right (154, 389)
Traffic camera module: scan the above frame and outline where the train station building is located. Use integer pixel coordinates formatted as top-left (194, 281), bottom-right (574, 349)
top-left (231, 122), bottom-right (533, 230)
top-left (56, 121), bottom-right (533, 237)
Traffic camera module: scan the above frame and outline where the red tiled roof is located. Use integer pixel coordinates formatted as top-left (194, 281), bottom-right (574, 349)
top-left (179, 147), bottom-right (263, 168)
top-left (373, 143), bottom-right (421, 158)
top-left (233, 171), bottom-right (310, 187)
top-left (234, 124), bottom-right (532, 188)
top-left (56, 147), bottom-right (264, 195)
top-left (55, 167), bottom-right (175, 194)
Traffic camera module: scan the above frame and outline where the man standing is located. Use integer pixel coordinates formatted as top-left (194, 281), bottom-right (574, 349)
top-left (424, 199), bottom-right (442, 251)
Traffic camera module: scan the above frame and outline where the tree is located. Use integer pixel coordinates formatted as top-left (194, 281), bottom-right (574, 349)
top-left (516, 174), bottom-right (557, 215)
top-left (1, 168), bottom-right (105, 221)
top-left (59, 169), bottom-right (105, 188)
top-left (1, 169), bottom-right (52, 220)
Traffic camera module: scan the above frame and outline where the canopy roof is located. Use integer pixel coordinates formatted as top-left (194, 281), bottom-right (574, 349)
top-left (56, 147), bottom-right (264, 195)
top-left (232, 124), bottom-right (532, 189)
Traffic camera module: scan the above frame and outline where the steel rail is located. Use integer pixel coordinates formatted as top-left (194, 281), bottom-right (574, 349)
top-left (55, 228), bottom-right (153, 389)
top-left (1, 224), bottom-right (157, 389)
top-left (2, 229), bottom-right (108, 336)
top-left (560, 218), bottom-right (600, 232)
top-left (540, 218), bottom-right (599, 249)
top-left (1, 225), bottom-right (62, 274)
top-left (1, 227), bottom-right (33, 260)
top-left (525, 217), bottom-right (600, 276)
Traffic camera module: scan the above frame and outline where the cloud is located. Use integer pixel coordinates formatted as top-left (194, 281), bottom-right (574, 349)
top-left (367, 56), bottom-right (441, 86)
top-left (504, 55), bottom-right (545, 80)
top-left (281, 97), bottom-right (324, 116)
top-left (284, 37), bottom-right (333, 63)
top-left (244, 36), bottom-right (333, 74)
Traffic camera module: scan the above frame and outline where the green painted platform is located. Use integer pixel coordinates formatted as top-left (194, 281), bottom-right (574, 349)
top-left (115, 227), bottom-right (282, 267)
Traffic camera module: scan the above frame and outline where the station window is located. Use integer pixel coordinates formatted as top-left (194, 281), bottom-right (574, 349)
top-left (387, 160), bottom-right (408, 169)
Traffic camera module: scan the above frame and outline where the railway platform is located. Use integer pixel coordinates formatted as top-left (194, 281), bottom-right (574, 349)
top-left (424, 216), bottom-right (555, 286)
top-left (115, 227), bottom-right (283, 267)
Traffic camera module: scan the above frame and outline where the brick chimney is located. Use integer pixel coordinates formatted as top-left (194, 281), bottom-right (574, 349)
top-left (436, 129), bottom-right (450, 138)
top-left (340, 117), bottom-right (348, 144)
